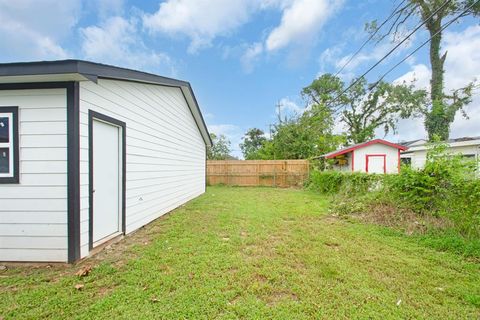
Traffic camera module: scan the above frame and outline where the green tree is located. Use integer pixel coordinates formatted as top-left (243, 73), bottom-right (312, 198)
top-left (302, 74), bottom-right (427, 144)
top-left (240, 128), bottom-right (267, 160)
top-left (207, 133), bottom-right (231, 160)
top-left (257, 104), bottom-right (345, 159)
top-left (366, 0), bottom-right (480, 140)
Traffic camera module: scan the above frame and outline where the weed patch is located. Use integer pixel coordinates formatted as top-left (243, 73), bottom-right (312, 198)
top-left (308, 143), bottom-right (480, 259)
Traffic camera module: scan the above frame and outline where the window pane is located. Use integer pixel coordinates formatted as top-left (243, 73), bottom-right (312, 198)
top-left (0, 148), bottom-right (9, 173)
top-left (0, 117), bottom-right (9, 143)
top-left (401, 158), bottom-right (412, 166)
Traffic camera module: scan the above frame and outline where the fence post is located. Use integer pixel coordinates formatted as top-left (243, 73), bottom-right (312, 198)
top-left (256, 162), bottom-right (260, 186)
top-left (273, 161), bottom-right (276, 187)
top-left (206, 160), bottom-right (309, 187)
top-left (225, 161), bottom-right (229, 185)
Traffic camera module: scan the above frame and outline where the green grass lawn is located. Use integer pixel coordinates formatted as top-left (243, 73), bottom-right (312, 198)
top-left (1, 186), bottom-right (479, 319)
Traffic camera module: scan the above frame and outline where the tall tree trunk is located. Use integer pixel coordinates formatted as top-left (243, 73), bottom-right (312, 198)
top-left (424, 12), bottom-right (449, 141)
top-left (429, 19), bottom-right (446, 103)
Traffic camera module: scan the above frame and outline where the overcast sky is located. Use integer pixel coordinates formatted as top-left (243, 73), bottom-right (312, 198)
top-left (0, 0), bottom-right (478, 157)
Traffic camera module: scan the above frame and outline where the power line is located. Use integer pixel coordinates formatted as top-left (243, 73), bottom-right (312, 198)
top-left (334, 0), bottom-right (409, 77)
top-left (264, 0), bottom-right (477, 155)
top-left (327, 0), bottom-right (452, 111)
top-left (373, 0), bottom-right (480, 85)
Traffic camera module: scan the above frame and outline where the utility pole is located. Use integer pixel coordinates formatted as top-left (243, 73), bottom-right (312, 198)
top-left (276, 100), bottom-right (282, 124)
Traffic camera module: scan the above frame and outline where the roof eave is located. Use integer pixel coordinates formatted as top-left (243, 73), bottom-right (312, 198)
top-left (0, 59), bottom-right (212, 147)
top-left (321, 139), bottom-right (408, 158)
top-left (325, 149), bottom-right (352, 159)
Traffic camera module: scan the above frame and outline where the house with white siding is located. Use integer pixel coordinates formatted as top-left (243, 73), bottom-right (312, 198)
top-left (0, 60), bottom-right (212, 263)
top-left (400, 137), bottom-right (480, 168)
top-left (321, 139), bottom-right (407, 174)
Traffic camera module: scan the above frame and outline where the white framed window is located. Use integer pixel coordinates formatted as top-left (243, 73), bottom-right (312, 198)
top-left (0, 107), bottom-right (19, 183)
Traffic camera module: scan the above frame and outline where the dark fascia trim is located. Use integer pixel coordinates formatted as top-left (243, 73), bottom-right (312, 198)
top-left (98, 76), bottom-right (211, 147)
top-left (96, 75), bottom-right (211, 147)
top-left (88, 110), bottom-right (127, 251)
top-left (96, 76), bottom-right (209, 147)
top-left (0, 60), bottom-right (189, 88)
top-left (0, 81), bottom-right (77, 91)
top-left (0, 81), bottom-right (81, 263)
top-left (186, 83), bottom-right (213, 146)
top-left (67, 82), bottom-right (81, 263)
top-left (0, 106), bottom-right (19, 184)
top-left (178, 89), bottom-right (213, 147)
top-left (205, 147), bottom-right (208, 191)
top-left (0, 60), bottom-right (212, 147)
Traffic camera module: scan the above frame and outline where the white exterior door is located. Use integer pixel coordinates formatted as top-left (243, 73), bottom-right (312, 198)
top-left (92, 119), bottom-right (121, 244)
top-left (367, 155), bottom-right (385, 174)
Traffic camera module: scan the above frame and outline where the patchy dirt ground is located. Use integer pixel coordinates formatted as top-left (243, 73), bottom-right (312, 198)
top-left (1, 187), bottom-right (479, 319)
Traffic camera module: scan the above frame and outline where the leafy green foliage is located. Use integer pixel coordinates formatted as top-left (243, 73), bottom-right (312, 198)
top-left (366, 0), bottom-right (479, 141)
top-left (256, 104), bottom-right (345, 159)
top-left (239, 128), bottom-right (267, 160)
top-left (386, 142), bottom-right (480, 237)
top-left (301, 73), bottom-right (346, 107)
top-left (302, 74), bottom-right (426, 144)
top-left (424, 84), bottom-right (477, 141)
top-left (307, 170), bottom-right (383, 195)
top-left (207, 133), bottom-right (232, 160)
top-left (307, 144), bottom-right (480, 255)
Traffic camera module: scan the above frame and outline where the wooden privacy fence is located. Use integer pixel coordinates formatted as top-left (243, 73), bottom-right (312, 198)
top-left (207, 160), bottom-right (310, 187)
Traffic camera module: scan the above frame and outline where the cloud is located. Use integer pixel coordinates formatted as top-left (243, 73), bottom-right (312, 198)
top-left (328, 40), bottom-right (414, 78)
top-left (318, 29), bottom-right (416, 81)
top-left (208, 123), bottom-right (244, 158)
top-left (318, 45), bottom-right (355, 80)
top-left (442, 25), bottom-right (480, 90)
top-left (208, 124), bottom-right (240, 136)
top-left (80, 16), bottom-right (176, 76)
top-left (278, 97), bottom-right (304, 117)
top-left (241, 42), bottom-right (264, 73)
top-left (238, 0), bottom-right (343, 72)
top-left (143, 0), bottom-right (255, 53)
top-left (143, 0), bottom-right (341, 71)
top-left (0, 0), bottom-right (80, 61)
top-left (389, 25), bottom-right (480, 141)
top-left (203, 113), bottom-right (215, 120)
top-left (393, 64), bottom-right (430, 88)
top-left (94, 0), bottom-right (125, 19)
top-left (266, 0), bottom-right (342, 52)
top-left (444, 25), bottom-right (480, 139)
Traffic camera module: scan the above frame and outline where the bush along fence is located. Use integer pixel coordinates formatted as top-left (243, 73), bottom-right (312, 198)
top-left (207, 160), bottom-right (309, 187)
top-left (306, 144), bottom-right (480, 258)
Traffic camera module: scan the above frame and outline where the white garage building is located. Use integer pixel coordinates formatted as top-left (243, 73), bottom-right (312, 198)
top-left (0, 60), bottom-right (211, 263)
top-left (322, 139), bottom-right (407, 174)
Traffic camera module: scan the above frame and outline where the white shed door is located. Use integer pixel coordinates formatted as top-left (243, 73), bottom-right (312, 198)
top-left (92, 119), bottom-right (120, 244)
top-left (367, 155), bottom-right (385, 174)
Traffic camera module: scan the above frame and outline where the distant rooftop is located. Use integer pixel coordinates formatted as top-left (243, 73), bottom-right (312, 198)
top-left (320, 139), bottom-right (407, 159)
top-left (398, 136), bottom-right (480, 147)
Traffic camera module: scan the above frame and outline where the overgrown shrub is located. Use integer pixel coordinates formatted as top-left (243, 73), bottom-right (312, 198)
top-left (307, 170), bottom-right (383, 195)
top-left (307, 143), bottom-right (480, 257)
top-left (385, 143), bottom-right (478, 212)
top-left (383, 143), bottom-right (480, 238)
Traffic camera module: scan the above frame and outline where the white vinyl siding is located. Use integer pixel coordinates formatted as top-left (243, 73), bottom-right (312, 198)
top-left (79, 79), bottom-right (206, 258)
top-left (409, 145), bottom-right (480, 169)
top-left (353, 144), bottom-right (399, 174)
top-left (0, 89), bottom-right (68, 262)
